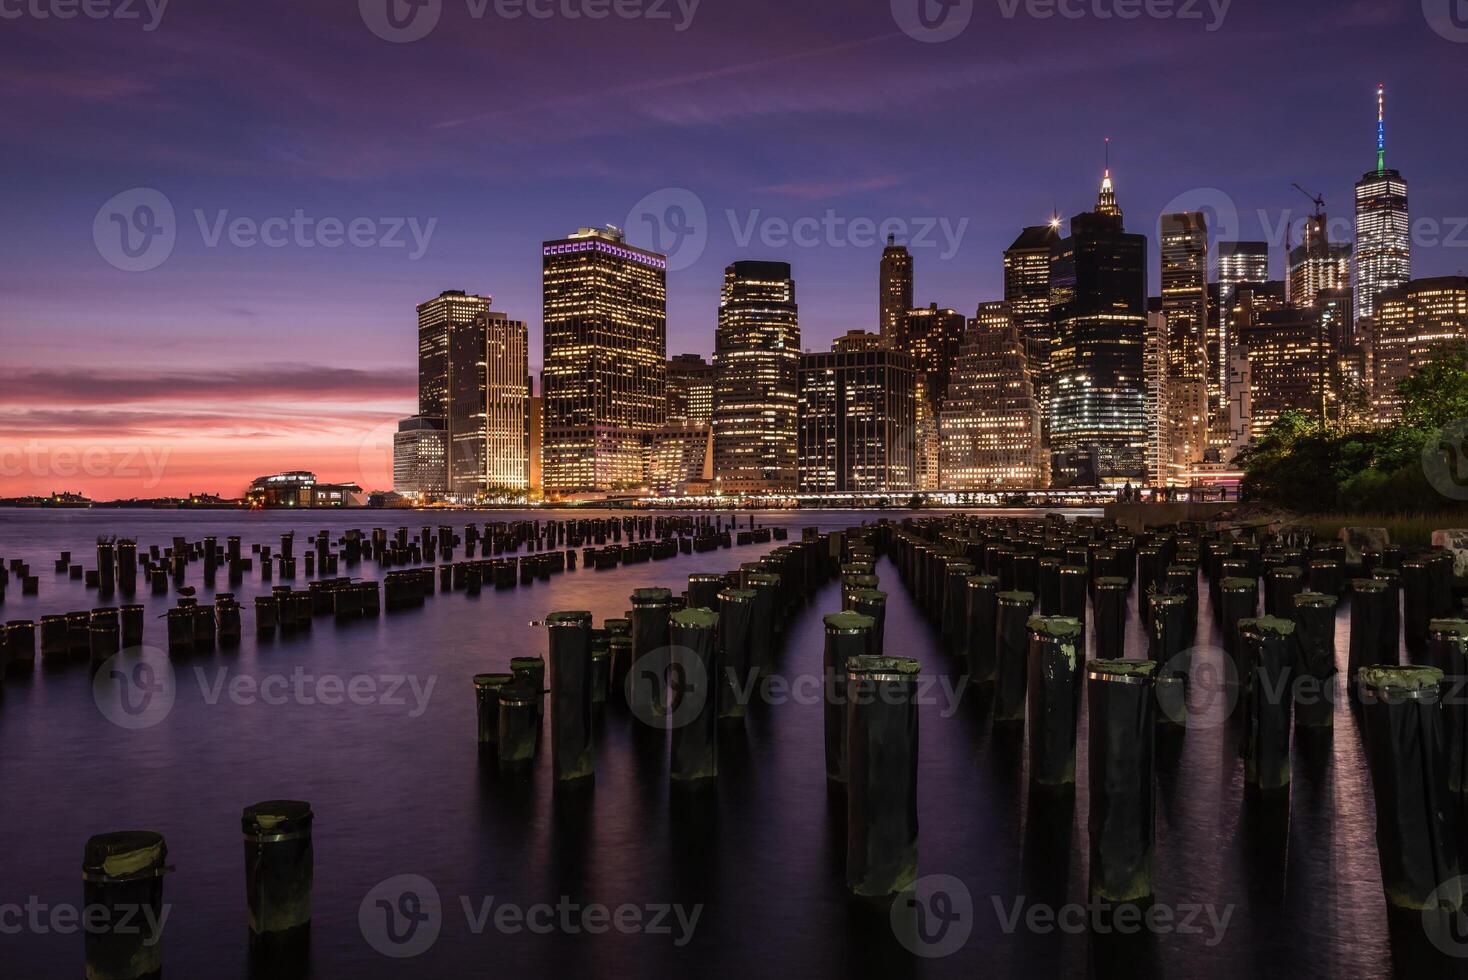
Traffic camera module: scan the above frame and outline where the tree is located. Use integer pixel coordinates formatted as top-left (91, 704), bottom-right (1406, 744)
top-left (1400, 341), bottom-right (1468, 430)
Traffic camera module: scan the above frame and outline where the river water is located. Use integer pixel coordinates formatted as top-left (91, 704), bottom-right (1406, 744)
top-left (0, 508), bottom-right (1460, 978)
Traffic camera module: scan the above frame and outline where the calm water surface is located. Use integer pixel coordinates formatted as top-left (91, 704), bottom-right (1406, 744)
top-left (0, 508), bottom-right (1460, 978)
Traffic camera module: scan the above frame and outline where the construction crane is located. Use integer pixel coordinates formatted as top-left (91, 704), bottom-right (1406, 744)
top-left (1292, 183), bottom-right (1326, 219)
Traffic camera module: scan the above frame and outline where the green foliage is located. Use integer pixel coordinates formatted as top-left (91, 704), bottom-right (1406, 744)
top-left (1239, 344), bottom-right (1464, 514)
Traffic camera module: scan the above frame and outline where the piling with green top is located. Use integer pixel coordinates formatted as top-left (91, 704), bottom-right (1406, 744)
top-left (1219, 577), bottom-right (1259, 663)
top-left (1093, 577), bottom-right (1128, 662)
top-left (82, 831), bottom-right (170, 980)
top-left (509, 656), bottom-right (546, 719)
top-left (1266, 565), bottom-right (1304, 618)
top-left (546, 611), bottom-right (594, 781)
top-left (670, 607), bottom-right (719, 781)
top-left (1429, 621), bottom-right (1468, 800)
top-left (843, 588), bottom-right (887, 657)
top-left (717, 589), bottom-right (756, 720)
top-left (964, 576), bottom-right (1000, 685)
top-left (1291, 593), bottom-right (1338, 729)
top-left (1357, 666), bottom-right (1462, 912)
top-left (845, 655), bottom-right (920, 898)
top-left (629, 588), bottom-right (673, 720)
top-left (1026, 616), bottom-right (1085, 789)
top-left (744, 572), bottom-right (780, 673)
top-left (473, 673), bottom-right (514, 743)
top-left (824, 611), bottom-right (875, 783)
top-left (1239, 617), bottom-right (1297, 793)
top-left (497, 681), bottom-right (540, 768)
top-left (242, 800), bottom-right (313, 960)
top-left (994, 591), bottom-right (1035, 723)
top-left (1087, 659), bottom-right (1157, 904)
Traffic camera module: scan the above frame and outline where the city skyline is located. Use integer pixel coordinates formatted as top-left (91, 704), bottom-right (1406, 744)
top-left (5, 2), bottom-right (1468, 497)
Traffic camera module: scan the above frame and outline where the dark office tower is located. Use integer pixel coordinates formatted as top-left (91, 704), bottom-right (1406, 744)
top-left (418, 290), bottom-right (492, 419)
top-left (713, 261), bottom-right (800, 494)
top-left (1355, 85), bottom-right (1411, 337)
top-left (879, 235), bottom-right (914, 346)
top-left (1238, 307), bottom-right (1328, 439)
top-left (542, 226), bottom-right (668, 495)
top-left (666, 353), bottom-right (715, 428)
top-left (1317, 289), bottom-right (1354, 351)
top-left (1048, 168), bottom-right (1148, 486)
top-left (1005, 221), bottom-right (1062, 425)
top-left (1160, 212), bottom-right (1211, 470)
top-left (904, 303), bottom-right (967, 491)
top-left (446, 309), bottom-right (529, 498)
top-left (1288, 213), bottom-right (1352, 309)
top-left (798, 343), bottom-right (916, 494)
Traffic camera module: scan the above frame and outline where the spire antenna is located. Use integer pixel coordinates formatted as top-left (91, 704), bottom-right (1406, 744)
top-left (1376, 83), bottom-right (1386, 173)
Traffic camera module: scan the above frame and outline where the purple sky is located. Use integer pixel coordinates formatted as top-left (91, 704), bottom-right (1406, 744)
top-left (3, 0), bottom-right (1466, 497)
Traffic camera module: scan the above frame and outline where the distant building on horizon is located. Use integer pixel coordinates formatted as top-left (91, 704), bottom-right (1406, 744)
top-left (1048, 165), bottom-right (1149, 486)
top-left (713, 260), bottom-right (800, 495)
top-left (1355, 85), bottom-right (1411, 336)
top-left (798, 342), bottom-right (916, 495)
top-left (666, 353), bottom-right (715, 428)
top-left (392, 416), bottom-right (449, 498)
top-left (879, 235), bottom-right (913, 347)
top-left (246, 472), bottom-right (365, 508)
top-left (832, 329), bottom-right (885, 353)
top-left (542, 225), bottom-right (668, 495)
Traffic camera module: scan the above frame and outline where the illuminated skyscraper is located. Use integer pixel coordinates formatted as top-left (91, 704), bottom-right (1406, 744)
top-left (1238, 307), bottom-right (1326, 439)
top-left (798, 343), bottom-right (916, 494)
top-left (1049, 163), bottom-right (1149, 485)
top-left (667, 353), bottom-right (715, 428)
top-left (542, 226), bottom-right (668, 495)
top-left (713, 261), bottom-right (800, 494)
top-left (905, 303), bottom-right (967, 491)
top-left (1354, 84), bottom-right (1411, 337)
top-left (392, 416), bottom-right (449, 498)
top-left (879, 235), bottom-right (914, 346)
top-left (418, 290), bottom-right (492, 420)
top-left (1143, 306), bottom-right (1169, 485)
top-left (1372, 277), bottom-right (1468, 421)
top-left (1288, 213), bottom-right (1352, 309)
top-left (1159, 212), bottom-right (1211, 470)
top-left (446, 309), bottom-right (529, 497)
top-left (832, 330), bottom-right (886, 353)
top-left (939, 305), bottom-right (1046, 490)
top-left (1004, 222), bottom-right (1061, 427)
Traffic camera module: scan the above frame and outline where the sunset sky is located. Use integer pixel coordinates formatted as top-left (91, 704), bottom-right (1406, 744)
top-left (3, 0), bottom-right (1467, 499)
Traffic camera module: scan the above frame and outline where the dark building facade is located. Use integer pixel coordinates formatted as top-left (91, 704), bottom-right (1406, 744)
top-left (879, 235), bottom-right (914, 346)
top-left (798, 345), bottom-right (916, 494)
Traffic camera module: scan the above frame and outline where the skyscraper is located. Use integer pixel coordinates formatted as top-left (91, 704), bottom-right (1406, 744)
top-left (1354, 84), bottom-right (1411, 337)
top-left (1238, 307), bottom-right (1326, 439)
top-left (666, 353), bottom-right (715, 428)
top-left (939, 305), bottom-right (1046, 490)
top-left (1143, 305), bottom-right (1170, 486)
top-left (713, 260), bottom-right (800, 494)
top-left (542, 226), bottom-right (668, 495)
top-left (904, 303), bottom-right (967, 491)
top-left (392, 416), bottom-right (449, 498)
top-left (1287, 213), bottom-right (1352, 309)
top-left (418, 290), bottom-right (492, 420)
top-left (1048, 165), bottom-right (1149, 486)
top-left (446, 309), bottom-right (529, 497)
top-left (1159, 212), bottom-right (1211, 471)
top-left (798, 343), bottom-right (916, 495)
top-left (879, 235), bottom-right (914, 346)
top-left (1004, 222), bottom-right (1062, 427)
top-left (1372, 277), bottom-right (1468, 421)
top-left (1216, 241), bottom-right (1270, 449)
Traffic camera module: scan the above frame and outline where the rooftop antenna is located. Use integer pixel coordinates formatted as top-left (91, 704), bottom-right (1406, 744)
top-left (1376, 82), bottom-right (1387, 174)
